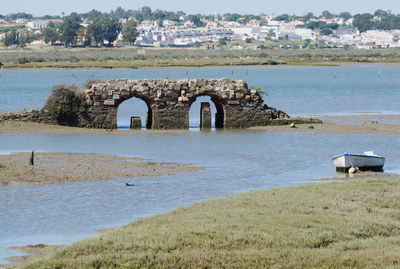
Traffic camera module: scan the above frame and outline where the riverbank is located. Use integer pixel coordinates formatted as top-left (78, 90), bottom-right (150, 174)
top-left (2, 114), bottom-right (400, 135)
top-left (1, 47), bottom-right (400, 69)
top-left (6, 175), bottom-right (400, 268)
top-left (252, 114), bottom-right (400, 135)
top-left (0, 152), bottom-right (202, 186)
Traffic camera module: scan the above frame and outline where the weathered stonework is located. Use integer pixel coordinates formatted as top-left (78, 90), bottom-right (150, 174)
top-left (0, 109), bottom-right (55, 124)
top-left (82, 78), bottom-right (289, 129)
top-left (0, 78), bottom-right (319, 130)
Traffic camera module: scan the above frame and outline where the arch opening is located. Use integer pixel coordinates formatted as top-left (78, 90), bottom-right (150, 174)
top-left (188, 96), bottom-right (224, 130)
top-left (117, 97), bottom-right (153, 129)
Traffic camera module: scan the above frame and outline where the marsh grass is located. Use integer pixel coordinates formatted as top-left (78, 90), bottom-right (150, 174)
top-left (22, 178), bottom-right (400, 268)
top-left (1, 47), bottom-right (400, 69)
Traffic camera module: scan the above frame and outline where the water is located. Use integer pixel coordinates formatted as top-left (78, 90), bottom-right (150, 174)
top-left (1, 66), bottom-right (400, 124)
top-left (1, 66), bottom-right (400, 263)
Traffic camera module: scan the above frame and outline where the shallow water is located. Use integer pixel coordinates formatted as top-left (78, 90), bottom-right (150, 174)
top-left (1, 65), bottom-right (400, 126)
top-left (1, 66), bottom-right (400, 263)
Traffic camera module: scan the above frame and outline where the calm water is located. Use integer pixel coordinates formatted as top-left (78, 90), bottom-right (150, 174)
top-left (1, 66), bottom-right (400, 263)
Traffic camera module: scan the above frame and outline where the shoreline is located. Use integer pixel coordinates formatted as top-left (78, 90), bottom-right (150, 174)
top-left (2, 61), bottom-right (400, 70)
top-left (2, 114), bottom-right (400, 135)
top-left (0, 152), bottom-right (203, 186)
top-left (4, 174), bottom-right (400, 268)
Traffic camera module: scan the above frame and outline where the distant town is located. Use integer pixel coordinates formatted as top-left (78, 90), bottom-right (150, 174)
top-left (1, 7), bottom-right (400, 49)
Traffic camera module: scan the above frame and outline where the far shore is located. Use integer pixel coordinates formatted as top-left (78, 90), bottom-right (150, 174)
top-left (2, 61), bottom-right (400, 70)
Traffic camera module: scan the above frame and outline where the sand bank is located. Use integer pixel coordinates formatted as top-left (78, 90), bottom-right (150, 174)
top-left (2, 114), bottom-right (400, 135)
top-left (250, 114), bottom-right (400, 135)
top-left (0, 152), bottom-right (202, 186)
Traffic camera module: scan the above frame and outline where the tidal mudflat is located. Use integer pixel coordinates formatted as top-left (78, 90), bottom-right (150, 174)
top-left (0, 152), bottom-right (202, 186)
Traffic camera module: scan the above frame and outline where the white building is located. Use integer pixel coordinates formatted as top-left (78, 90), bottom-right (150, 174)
top-left (25, 20), bottom-right (48, 29)
top-left (232, 27), bottom-right (253, 38)
top-left (293, 28), bottom-right (315, 40)
top-left (361, 30), bottom-right (394, 47)
top-left (276, 30), bottom-right (302, 40)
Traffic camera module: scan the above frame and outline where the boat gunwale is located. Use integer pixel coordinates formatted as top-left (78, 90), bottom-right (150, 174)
top-left (332, 153), bottom-right (386, 160)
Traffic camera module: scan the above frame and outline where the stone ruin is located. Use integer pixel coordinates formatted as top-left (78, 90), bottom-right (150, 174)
top-left (0, 78), bottom-right (321, 129)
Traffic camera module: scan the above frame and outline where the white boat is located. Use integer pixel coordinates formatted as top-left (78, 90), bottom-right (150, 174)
top-left (332, 151), bottom-right (385, 172)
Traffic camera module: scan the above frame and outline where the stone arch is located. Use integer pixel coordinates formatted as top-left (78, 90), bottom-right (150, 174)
top-left (82, 78), bottom-right (289, 129)
top-left (187, 93), bottom-right (225, 129)
top-left (116, 94), bottom-right (154, 129)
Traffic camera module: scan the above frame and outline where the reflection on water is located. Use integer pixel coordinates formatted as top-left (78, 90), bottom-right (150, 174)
top-left (1, 131), bottom-right (400, 263)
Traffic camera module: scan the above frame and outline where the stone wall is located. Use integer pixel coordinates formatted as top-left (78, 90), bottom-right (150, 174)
top-left (0, 109), bottom-right (55, 124)
top-left (83, 78), bottom-right (289, 129)
top-left (0, 78), bottom-right (301, 130)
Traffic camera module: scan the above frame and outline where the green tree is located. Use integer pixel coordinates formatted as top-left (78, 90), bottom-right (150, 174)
top-left (3, 30), bottom-right (17, 46)
top-left (321, 10), bottom-right (334, 19)
top-left (339, 12), bottom-right (352, 20)
top-left (353, 13), bottom-right (374, 32)
top-left (86, 9), bottom-right (103, 21)
top-left (273, 14), bottom-right (289, 21)
top-left (303, 12), bottom-right (315, 22)
top-left (218, 38), bottom-right (227, 46)
top-left (303, 39), bottom-right (312, 48)
top-left (224, 13), bottom-right (242, 22)
top-left (320, 28), bottom-right (333, 35)
top-left (374, 9), bottom-right (388, 17)
top-left (60, 18), bottom-right (81, 47)
top-left (376, 14), bottom-right (400, 30)
top-left (18, 30), bottom-right (35, 45)
top-left (122, 20), bottom-right (138, 45)
top-left (245, 38), bottom-right (252, 43)
top-left (87, 19), bottom-right (105, 46)
top-left (141, 6), bottom-right (152, 19)
top-left (103, 17), bottom-right (122, 46)
top-left (187, 15), bottom-right (205, 27)
top-left (68, 12), bottom-right (81, 23)
top-left (42, 22), bottom-right (59, 44)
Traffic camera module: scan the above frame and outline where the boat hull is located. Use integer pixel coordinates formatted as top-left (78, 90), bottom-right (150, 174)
top-left (332, 154), bottom-right (385, 172)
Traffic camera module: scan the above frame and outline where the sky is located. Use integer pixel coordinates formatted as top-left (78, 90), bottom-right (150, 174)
top-left (2, 0), bottom-right (399, 16)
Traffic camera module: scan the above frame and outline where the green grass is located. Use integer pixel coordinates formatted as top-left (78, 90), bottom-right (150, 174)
top-left (21, 177), bottom-right (400, 268)
top-left (1, 47), bottom-right (400, 69)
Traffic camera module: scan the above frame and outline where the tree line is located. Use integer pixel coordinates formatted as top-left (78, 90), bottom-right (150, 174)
top-left (2, 14), bottom-right (138, 47)
top-left (2, 7), bottom-right (400, 47)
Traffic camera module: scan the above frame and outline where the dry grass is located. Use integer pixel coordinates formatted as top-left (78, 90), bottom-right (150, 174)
top-left (1, 47), bottom-right (400, 69)
top-left (18, 177), bottom-right (400, 268)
